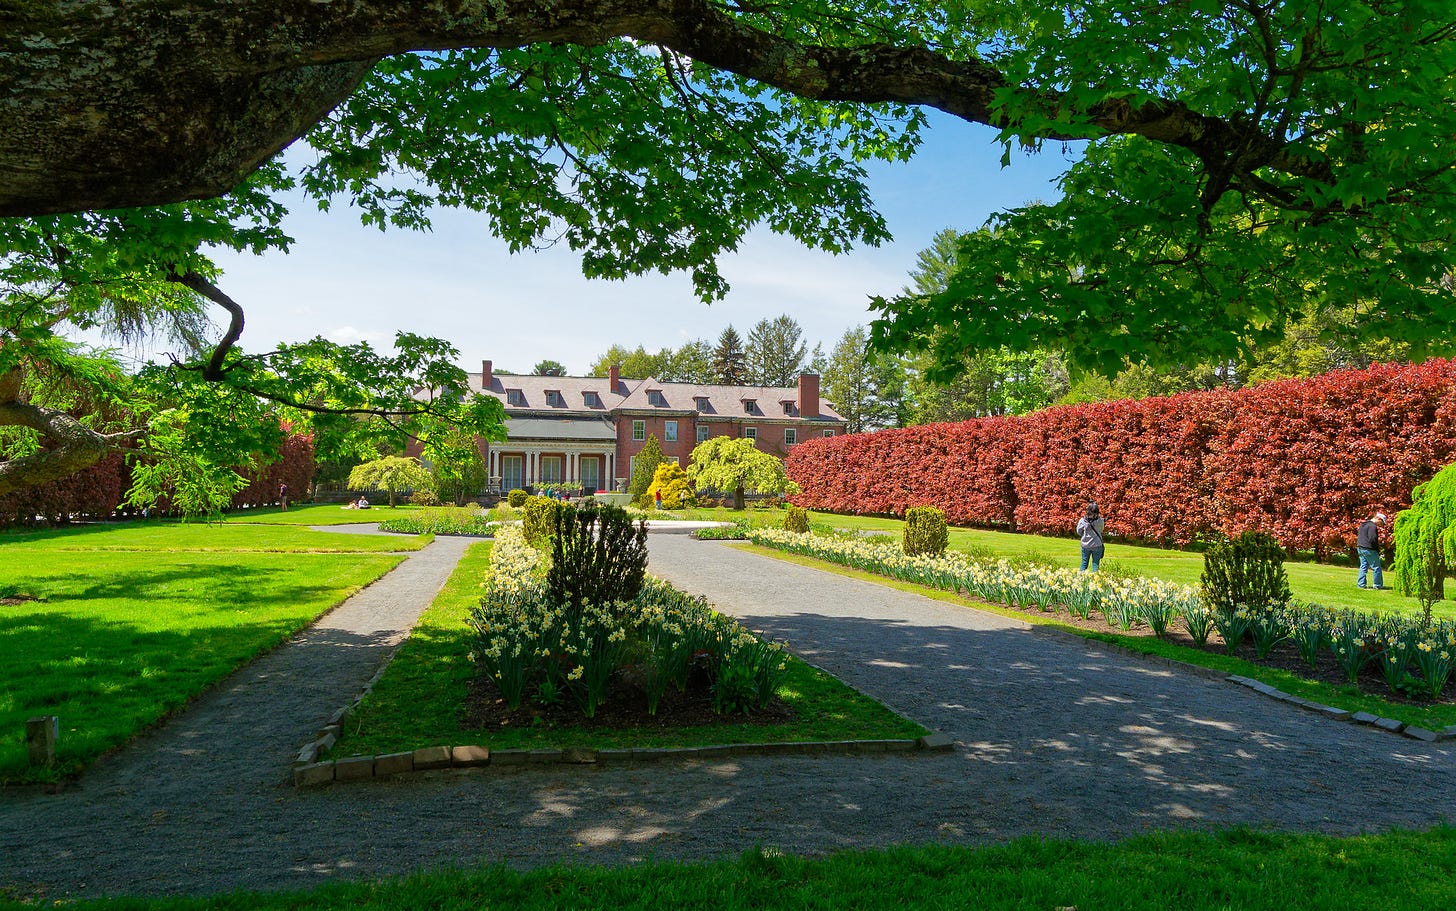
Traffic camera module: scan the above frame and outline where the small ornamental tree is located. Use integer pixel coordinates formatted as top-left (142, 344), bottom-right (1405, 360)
top-left (425, 429), bottom-right (486, 505)
top-left (687, 437), bottom-right (799, 511)
top-left (347, 455), bottom-right (431, 507)
top-left (1394, 464), bottom-right (1456, 610)
top-left (629, 434), bottom-right (666, 507)
top-left (647, 461), bottom-right (694, 509)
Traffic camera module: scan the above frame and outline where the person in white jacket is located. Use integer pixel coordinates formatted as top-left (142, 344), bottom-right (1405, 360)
top-left (1076, 502), bottom-right (1105, 572)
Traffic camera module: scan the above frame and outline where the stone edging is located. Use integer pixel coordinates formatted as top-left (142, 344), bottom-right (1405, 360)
top-left (294, 733), bottom-right (952, 787)
top-left (1029, 624), bottom-right (1456, 744)
top-left (293, 648), bottom-right (953, 788)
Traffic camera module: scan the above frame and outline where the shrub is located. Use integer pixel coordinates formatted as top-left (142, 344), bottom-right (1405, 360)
top-left (409, 487), bottom-right (442, 507)
top-left (646, 461), bottom-right (694, 509)
top-left (903, 506), bottom-right (948, 556)
top-left (629, 435), bottom-right (666, 507)
top-left (1201, 531), bottom-right (1293, 613)
top-left (784, 505), bottom-right (809, 533)
top-left (521, 496), bottom-right (566, 548)
top-left (546, 503), bottom-right (649, 617)
top-left (507, 488), bottom-right (528, 508)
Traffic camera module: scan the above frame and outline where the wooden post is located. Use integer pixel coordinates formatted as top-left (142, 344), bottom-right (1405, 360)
top-left (26, 715), bottom-right (58, 767)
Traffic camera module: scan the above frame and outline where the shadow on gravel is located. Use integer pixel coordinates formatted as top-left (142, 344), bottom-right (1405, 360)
top-left (721, 609), bottom-right (1454, 829)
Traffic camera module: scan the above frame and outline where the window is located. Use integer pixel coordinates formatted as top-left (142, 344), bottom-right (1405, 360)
top-left (823, 429), bottom-right (835, 437)
top-left (582, 391), bottom-right (601, 408)
top-left (695, 397), bottom-right (709, 413)
top-left (742, 399), bottom-right (756, 414)
top-left (696, 424), bottom-right (710, 443)
top-left (540, 456), bottom-right (562, 483)
top-left (664, 420), bottom-right (678, 442)
top-left (784, 428), bottom-right (797, 446)
top-left (632, 420), bottom-right (645, 441)
top-left (744, 427), bottom-right (757, 443)
top-left (782, 401), bottom-right (796, 415)
top-left (506, 389), bottom-right (525, 406)
top-left (546, 390), bottom-right (563, 407)
top-left (648, 389), bottom-right (666, 406)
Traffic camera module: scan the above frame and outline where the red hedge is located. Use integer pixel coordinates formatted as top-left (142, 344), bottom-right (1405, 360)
top-left (788, 360), bottom-right (1456, 555)
top-left (0, 451), bottom-right (126, 527)
top-left (230, 431), bottom-right (317, 509)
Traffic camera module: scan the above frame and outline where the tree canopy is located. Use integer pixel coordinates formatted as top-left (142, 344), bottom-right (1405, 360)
top-left (687, 437), bottom-right (798, 510)
top-left (2, 0), bottom-right (1454, 492)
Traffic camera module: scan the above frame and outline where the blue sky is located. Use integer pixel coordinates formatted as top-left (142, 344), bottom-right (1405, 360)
top-left (206, 112), bottom-right (1080, 376)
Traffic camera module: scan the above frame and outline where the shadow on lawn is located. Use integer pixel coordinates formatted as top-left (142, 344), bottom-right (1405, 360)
top-left (0, 561), bottom-right (399, 784)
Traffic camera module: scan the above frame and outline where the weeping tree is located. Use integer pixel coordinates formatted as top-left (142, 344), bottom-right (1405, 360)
top-left (1393, 465), bottom-right (1456, 619)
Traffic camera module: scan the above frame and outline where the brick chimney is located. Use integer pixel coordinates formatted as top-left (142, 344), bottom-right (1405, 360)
top-left (609, 363), bottom-right (621, 393)
top-left (797, 373), bottom-right (820, 419)
top-left (481, 359), bottom-right (493, 391)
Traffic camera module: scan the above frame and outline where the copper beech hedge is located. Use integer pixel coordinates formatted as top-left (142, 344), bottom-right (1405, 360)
top-left (788, 359), bottom-right (1456, 557)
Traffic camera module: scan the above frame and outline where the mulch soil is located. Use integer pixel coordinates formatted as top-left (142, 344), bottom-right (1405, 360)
top-left (463, 665), bottom-right (796, 734)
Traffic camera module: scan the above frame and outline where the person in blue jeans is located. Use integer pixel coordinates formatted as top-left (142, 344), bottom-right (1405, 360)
top-left (1077, 502), bottom-right (1105, 571)
top-left (1357, 511), bottom-right (1388, 589)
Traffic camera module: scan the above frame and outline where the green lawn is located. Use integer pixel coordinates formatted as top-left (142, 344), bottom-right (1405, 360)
top-left (664, 506), bottom-right (1437, 619)
top-left (219, 502), bottom-right (420, 526)
top-left (332, 541), bottom-right (926, 758)
top-left (0, 520), bottom-right (429, 553)
top-left (4, 828), bottom-right (1454, 910)
top-left (0, 522), bottom-right (411, 784)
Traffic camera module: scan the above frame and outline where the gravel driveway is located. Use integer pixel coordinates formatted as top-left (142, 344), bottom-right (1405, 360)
top-left (1, 535), bottom-right (1452, 899)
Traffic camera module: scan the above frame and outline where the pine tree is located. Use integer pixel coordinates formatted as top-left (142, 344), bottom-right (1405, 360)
top-left (745, 315), bottom-right (808, 387)
top-left (713, 326), bottom-right (747, 385)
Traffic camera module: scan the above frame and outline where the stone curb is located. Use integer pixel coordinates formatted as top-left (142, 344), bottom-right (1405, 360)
top-left (1224, 675), bottom-right (1456, 742)
top-left (294, 734), bottom-right (949, 787)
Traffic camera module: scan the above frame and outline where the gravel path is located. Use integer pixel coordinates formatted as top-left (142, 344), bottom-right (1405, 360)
top-left (2, 535), bottom-right (1454, 899)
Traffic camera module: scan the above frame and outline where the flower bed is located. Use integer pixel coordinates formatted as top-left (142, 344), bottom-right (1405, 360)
top-left (747, 528), bottom-right (1456, 702)
top-left (472, 527), bottom-right (788, 719)
top-left (378, 507), bottom-right (497, 537)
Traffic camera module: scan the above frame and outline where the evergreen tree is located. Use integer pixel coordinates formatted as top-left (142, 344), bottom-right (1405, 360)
top-left (824, 326), bottom-right (906, 433)
top-left (745, 315), bottom-right (808, 387)
top-left (533, 359), bottom-right (567, 376)
top-left (713, 326), bottom-right (747, 385)
top-left (628, 434), bottom-right (666, 507)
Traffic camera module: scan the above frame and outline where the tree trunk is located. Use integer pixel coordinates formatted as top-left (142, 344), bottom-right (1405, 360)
top-left (734, 483), bottom-right (745, 511)
top-left (1, 0), bottom-right (1302, 216)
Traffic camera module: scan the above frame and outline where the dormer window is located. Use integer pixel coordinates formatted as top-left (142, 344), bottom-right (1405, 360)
top-left (742, 398), bottom-right (756, 414)
top-left (506, 389), bottom-right (525, 406)
top-left (695, 396), bottom-right (709, 413)
top-left (546, 390), bottom-right (564, 407)
top-left (583, 391), bottom-right (602, 409)
top-left (648, 389), bottom-right (667, 407)
top-left (781, 400), bottom-right (797, 416)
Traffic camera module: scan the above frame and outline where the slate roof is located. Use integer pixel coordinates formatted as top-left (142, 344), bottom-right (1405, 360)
top-left (502, 417), bottom-right (618, 441)
top-left (477, 372), bottom-right (844, 423)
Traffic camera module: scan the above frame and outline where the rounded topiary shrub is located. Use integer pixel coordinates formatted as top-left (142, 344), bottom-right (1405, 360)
top-left (903, 506), bottom-right (949, 556)
top-left (1200, 530), bottom-right (1292, 613)
top-left (784, 505), bottom-right (809, 533)
top-left (507, 488), bottom-right (528, 508)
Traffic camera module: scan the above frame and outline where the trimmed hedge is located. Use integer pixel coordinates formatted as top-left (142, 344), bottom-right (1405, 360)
top-left (784, 505), bottom-right (809, 533)
top-left (788, 359), bottom-right (1456, 556)
top-left (507, 489), bottom-right (528, 508)
top-left (0, 451), bottom-right (126, 527)
top-left (903, 506), bottom-right (948, 556)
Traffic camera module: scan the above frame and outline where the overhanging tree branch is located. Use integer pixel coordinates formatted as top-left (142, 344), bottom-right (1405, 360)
top-left (0, 0), bottom-right (1345, 215)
